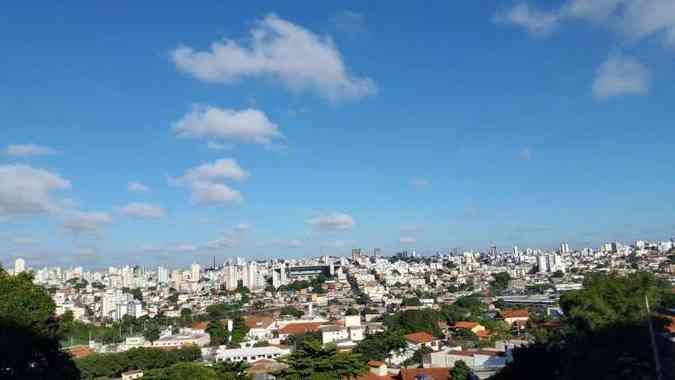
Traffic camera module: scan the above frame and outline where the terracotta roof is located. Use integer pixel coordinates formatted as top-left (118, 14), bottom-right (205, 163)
top-left (65, 345), bottom-right (95, 359)
top-left (475, 330), bottom-right (491, 338)
top-left (279, 322), bottom-right (324, 335)
top-left (245, 315), bottom-right (275, 329)
top-left (405, 332), bottom-right (435, 344)
top-left (191, 321), bottom-right (209, 330)
top-left (451, 321), bottom-right (479, 329)
top-left (500, 309), bottom-right (529, 319)
top-left (368, 360), bottom-right (386, 368)
top-left (400, 368), bottom-right (452, 380)
top-left (350, 372), bottom-right (393, 380)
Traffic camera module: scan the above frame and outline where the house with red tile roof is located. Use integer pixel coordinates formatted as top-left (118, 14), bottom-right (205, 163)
top-left (499, 309), bottom-right (529, 326)
top-left (278, 322), bottom-right (324, 342)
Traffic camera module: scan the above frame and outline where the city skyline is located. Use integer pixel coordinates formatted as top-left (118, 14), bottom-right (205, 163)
top-left (3, 1), bottom-right (675, 268)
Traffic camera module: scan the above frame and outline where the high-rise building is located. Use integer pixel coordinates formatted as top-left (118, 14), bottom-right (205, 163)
top-left (14, 258), bottom-right (26, 274)
top-left (191, 263), bottom-right (200, 282)
top-left (560, 242), bottom-right (570, 255)
top-left (537, 255), bottom-right (548, 273)
top-left (513, 245), bottom-right (519, 255)
top-left (157, 266), bottom-right (169, 284)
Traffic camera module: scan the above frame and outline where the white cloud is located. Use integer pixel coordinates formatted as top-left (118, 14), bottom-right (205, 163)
top-left (496, 0), bottom-right (675, 46)
top-left (307, 212), bottom-right (355, 230)
top-left (118, 202), bottom-right (166, 219)
top-left (399, 236), bottom-right (416, 244)
top-left (173, 158), bottom-right (247, 206)
top-left (170, 14), bottom-right (376, 101)
top-left (0, 164), bottom-right (71, 217)
top-left (183, 158), bottom-right (249, 182)
top-left (592, 55), bottom-right (650, 100)
top-left (174, 105), bottom-right (282, 145)
top-left (190, 181), bottom-right (243, 205)
top-left (494, 3), bottom-right (560, 37)
top-left (62, 210), bottom-right (113, 234)
top-left (5, 144), bottom-right (58, 157)
top-left (411, 178), bottom-right (430, 189)
top-left (128, 181), bottom-right (150, 193)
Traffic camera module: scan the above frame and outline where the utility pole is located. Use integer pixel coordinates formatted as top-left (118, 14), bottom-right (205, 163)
top-left (645, 295), bottom-right (662, 380)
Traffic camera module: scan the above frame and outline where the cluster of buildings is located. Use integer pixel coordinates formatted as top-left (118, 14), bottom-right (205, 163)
top-left (5, 237), bottom-right (675, 379)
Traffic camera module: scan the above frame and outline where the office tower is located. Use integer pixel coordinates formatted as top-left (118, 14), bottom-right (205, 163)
top-left (157, 266), bottom-right (169, 284)
top-left (489, 245), bottom-right (497, 256)
top-left (14, 258), bottom-right (26, 274)
top-left (191, 263), bottom-right (200, 282)
top-left (537, 255), bottom-right (548, 273)
top-left (560, 242), bottom-right (570, 255)
top-left (513, 245), bottom-right (519, 255)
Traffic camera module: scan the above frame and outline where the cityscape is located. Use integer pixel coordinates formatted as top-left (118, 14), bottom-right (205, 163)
top-left (3, 1), bottom-right (675, 380)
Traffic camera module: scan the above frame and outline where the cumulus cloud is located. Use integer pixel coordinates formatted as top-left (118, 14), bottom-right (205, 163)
top-left (496, 0), bottom-right (675, 46)
top-left (399, 236), bottom-right (417, 244)
top-left (494, 3), bottom-right (560, 37)
top-left (174, 105), bottom-right (282, 145)
top-left (62, 210), bottom-right (113, 234)
top-left (182, 158), bottom-right (249, 182)
top-left (118, 202), bottom-right (166, 219)
top-left (307, 212), bottom-right (355, 230)
top-left (128, 181), bottom-right (150, 193)
top-left (170, 14), bottom-right (376, 101)
top-left (411, 178), bottom-right (430, 189)
top-left (592, 55), bottom-right (650, 100)
top-left (5, 144), bottom-right (58, 157)
top-left (0, 164), bottom-right (71, 217)
top-left (190, 181), bottom-right (243, 205)
top-left (172, 158), bottom-right (247, 206)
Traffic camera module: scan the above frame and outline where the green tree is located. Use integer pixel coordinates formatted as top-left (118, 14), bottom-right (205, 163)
top-left (276, 339), bottom-right (367, 380)
top-left (492, 272), bottom-right (673, 380)
top-left (0, 269), bottom-right (80, 379)
top-left (143, 362), bottom-right (218, 380)
top-left (451, 360), bottom-right (473, 380)
top-left (144, 324), bottom-right (161, 343)
top-left (354, 330), bottom-right (407, 362)
top-left (206, 320), bottom-right (227, 346)
top-left (280, 306), bottom-right (304, 318)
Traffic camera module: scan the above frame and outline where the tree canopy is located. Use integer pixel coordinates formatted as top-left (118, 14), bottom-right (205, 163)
top-left (491, 271), bottom-right (674, 380)
top-left (0, 269), bottom-right (80, 379)
top-left (275, 339), bottom-right (367, 380)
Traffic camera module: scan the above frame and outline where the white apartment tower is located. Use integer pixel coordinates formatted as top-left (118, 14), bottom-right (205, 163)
top-left (14, 258), bottom-right (26, 274)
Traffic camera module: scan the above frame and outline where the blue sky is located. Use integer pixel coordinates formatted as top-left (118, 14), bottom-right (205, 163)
top-left (2, 1), bottom-right (675, 268)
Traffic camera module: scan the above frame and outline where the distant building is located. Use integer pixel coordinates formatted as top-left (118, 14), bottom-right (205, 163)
top-left (14, 258), bottom-right (26, 274)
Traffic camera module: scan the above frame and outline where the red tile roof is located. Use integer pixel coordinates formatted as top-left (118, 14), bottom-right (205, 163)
top-left (191, 322), bottom-right (209, 330)
top-left (245, 315), bottom-right (275, 329)
top-left (368, 360), bottom-right (385, 368)
top-left (400, 368), bottom-right (452, 380)
top-left (279, 322), bottom-right (324, 335)
top-left (451, 321), bottom-right (479, 329)
top-left (405, 332), bottom-right (435, 344)
top-left (65, 345), bottom-right (95, 359)
top-left (500, 309), bottom-right (529, 319)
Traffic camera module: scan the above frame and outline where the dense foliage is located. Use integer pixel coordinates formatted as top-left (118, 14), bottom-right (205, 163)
top-left (275, 338), bottom-right (367, 380)
top-left (354, 330), bottom-right (407, 362)
top-left (0, 269), bottom-right (80, 379)
top-left (75, 346), bottom-right (201, 379)
top-left (491, 272), bottom-right (674, 380)
top-left (143, 361), bottom-right (250, 380)
top-left (384, 309), bottom-right (444, 337)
